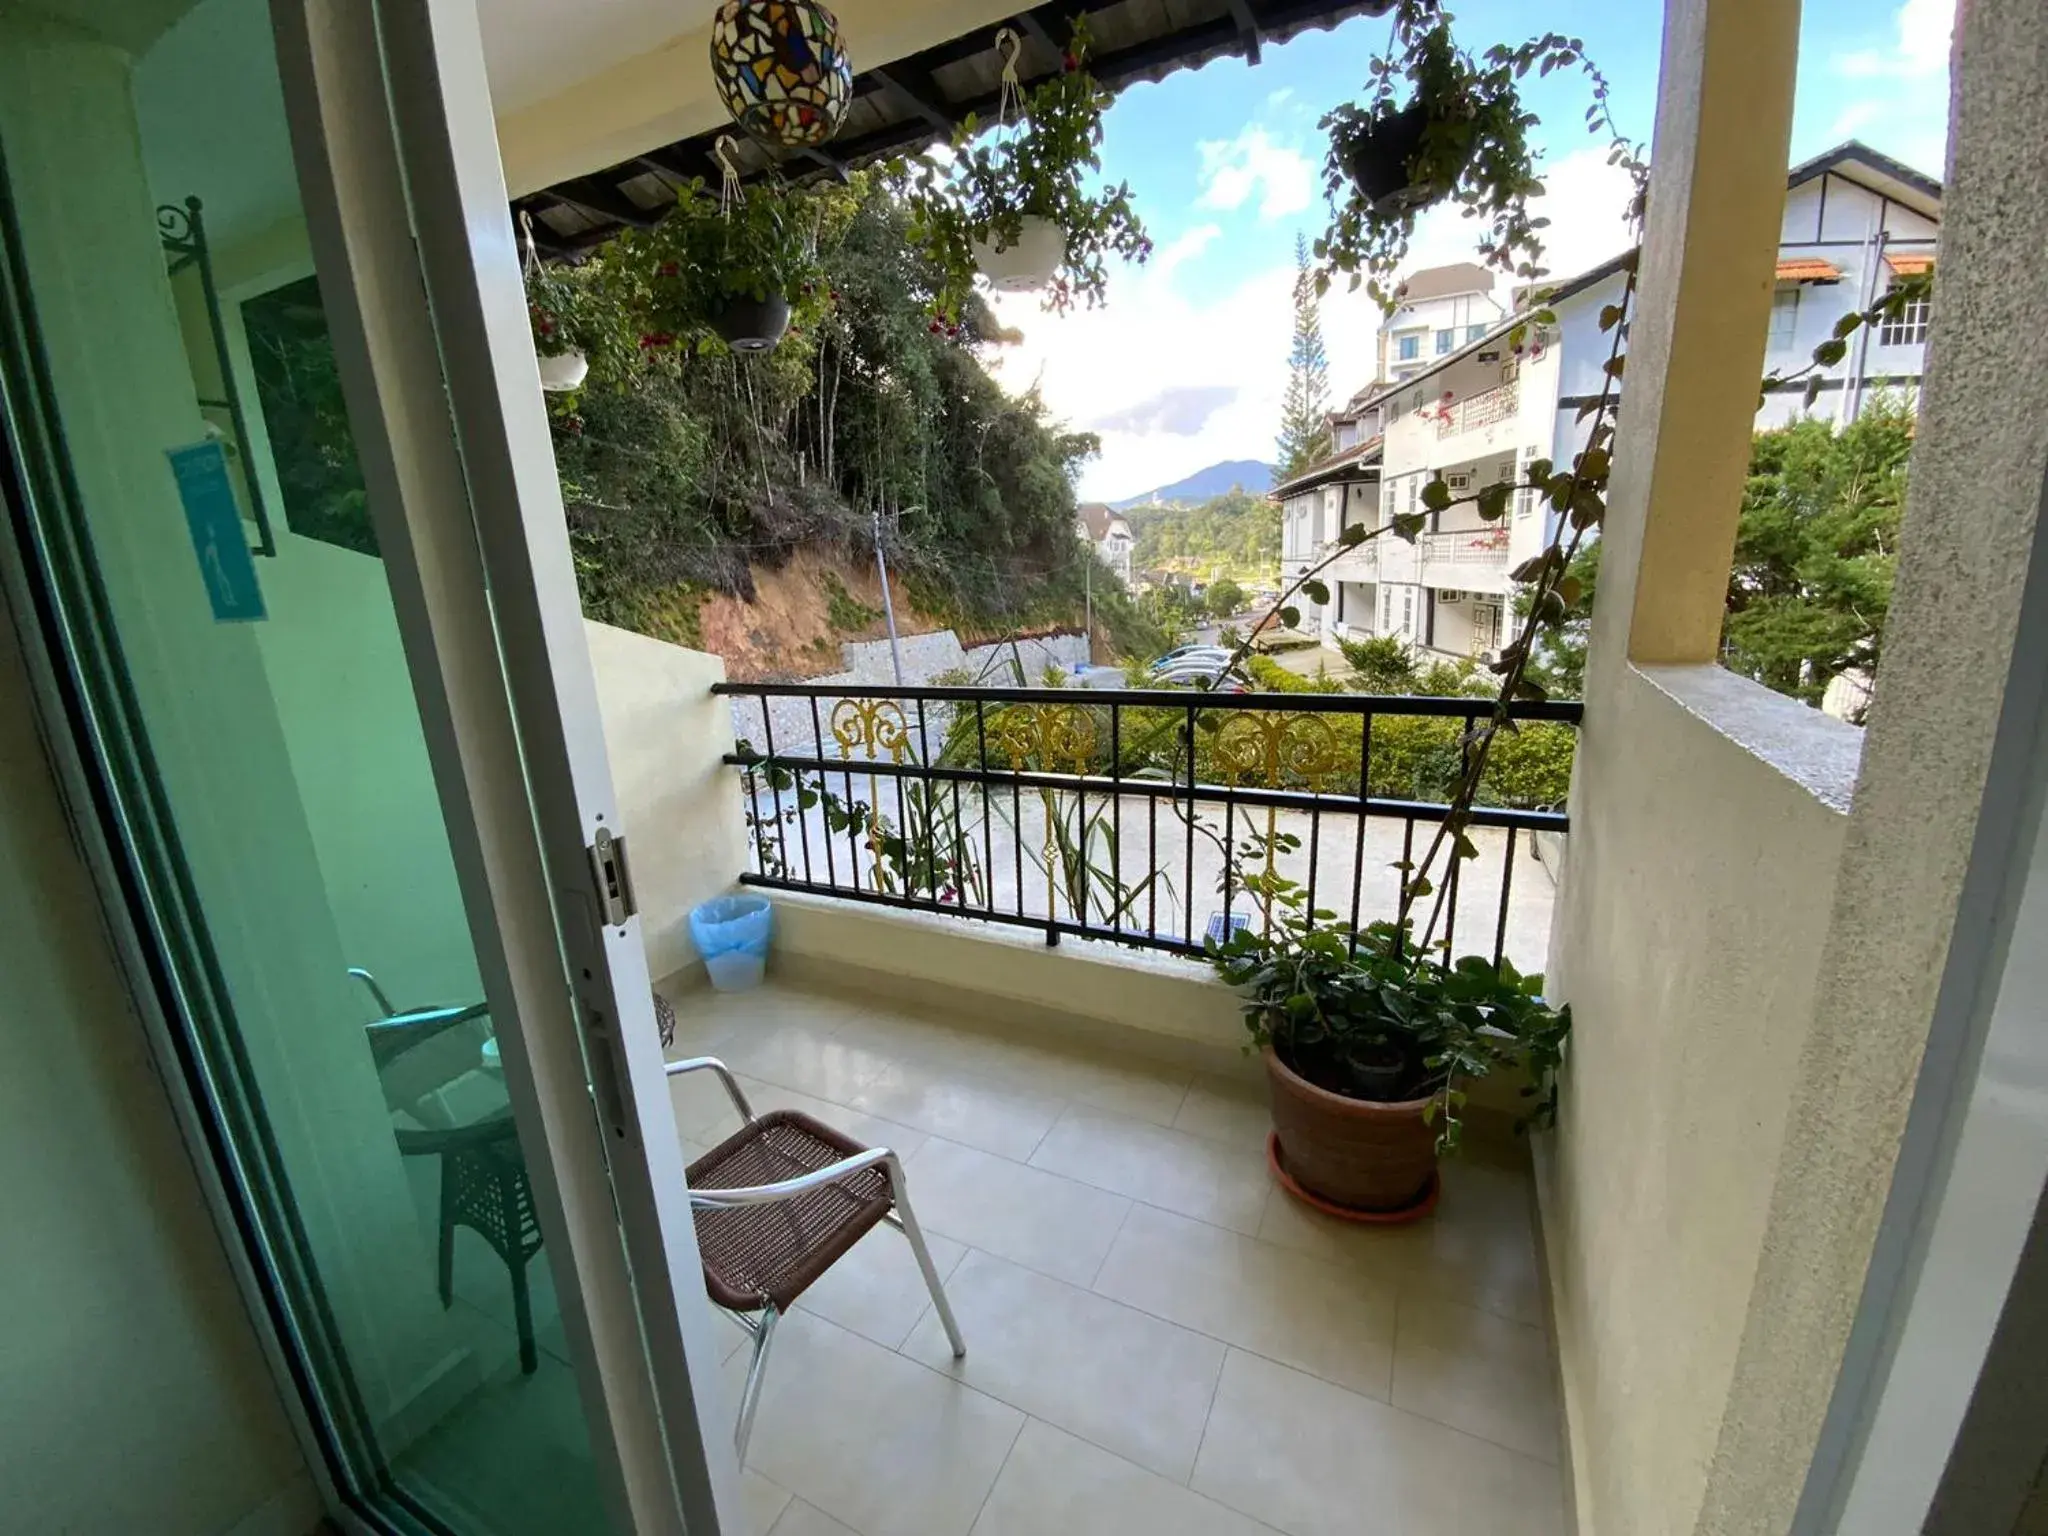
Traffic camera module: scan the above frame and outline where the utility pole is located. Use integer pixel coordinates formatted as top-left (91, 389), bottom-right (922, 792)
top-left (872, 507), bottom-right (905, 687)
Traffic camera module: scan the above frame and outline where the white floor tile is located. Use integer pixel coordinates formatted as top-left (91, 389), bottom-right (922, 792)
top-left (903, 1250), bottom-right (1227, 1481)
top-left (1172, 1074), bottom-right (1273, 1151)
top-left (712, 1016), bottom-right (897, 1106)
top-left (795, 1220), bottom-right (967, 1350)
top-left (848, 1061), bottom-right (1068, 1162)
top-left (971, 1419), bottom-right (1279, 1536)
top-left (738, 1310), bottom-right (1023, 1536)
top-left (730, 1073), bottom-right (931, 1160)
top-left (1391, 1293), bottom-right (1559, 1462)
top-left (1029, 1105), bottom-right (1273, 1234)
top-left (1091, 1204), bottom-right (1397, 1399)
top-left (1191, 1350), bottom-right (1564, 1536)
top-left (901, 1139), bottom-right (1132, 1287)
top-left (743, 1470), bottom-right (793, 1535)
top-left (770, 1498), bottom-right (862, 1536)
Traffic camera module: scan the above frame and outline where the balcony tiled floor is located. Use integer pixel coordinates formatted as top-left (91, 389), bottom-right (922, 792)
top-left (664, 980), bottom-right (1565, 1536)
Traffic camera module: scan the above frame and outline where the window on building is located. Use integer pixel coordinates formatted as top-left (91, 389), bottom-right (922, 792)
top-left (1406, 477), bottom-right (1418, 514)
top-left (1435, 329), bottom-right (1454, 355)
top-left (1466, 323), bottom-right (1488, 344)
top-left (1383, 486), bottom-right (1396, 518)
top-left (1397, 333), bottom-right (1420, 361)
top-left (1401, 588), bottom-right (1415, 634)
top-left (1472, 602), bottom-right (1502, 655)
top-left (1381, 587), bottom-right (1394, 630)
top-left (1767, 287), bottom-right (1800, 351)
top-left (1877, 282), bottom-right (1931, 347)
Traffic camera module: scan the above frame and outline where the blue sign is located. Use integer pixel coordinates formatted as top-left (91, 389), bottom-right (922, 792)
top-left (166, 441), bottom-right (265, 623)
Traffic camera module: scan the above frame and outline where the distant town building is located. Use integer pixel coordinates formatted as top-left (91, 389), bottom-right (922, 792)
top-left (1276, 141), bottom-right (1941, 666)
top-left (1075, 502), bottom-right (1135, 588)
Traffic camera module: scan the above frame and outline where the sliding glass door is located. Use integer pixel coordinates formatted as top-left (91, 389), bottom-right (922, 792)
top-left (0, 0), bottom-right (735, 1531)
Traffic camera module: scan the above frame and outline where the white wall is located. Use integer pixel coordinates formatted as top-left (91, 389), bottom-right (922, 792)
top-left (586, 620), bottom-right (749, 986)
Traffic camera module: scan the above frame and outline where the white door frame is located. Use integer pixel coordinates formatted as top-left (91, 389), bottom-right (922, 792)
top-left (270, 0), bottom-right (741, 1527)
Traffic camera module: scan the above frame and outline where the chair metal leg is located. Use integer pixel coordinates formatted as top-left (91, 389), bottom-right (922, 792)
top-left (888, 1156), bottom-right (965, 1359)
top-left (735, 1304), bottom-right (779, 1460)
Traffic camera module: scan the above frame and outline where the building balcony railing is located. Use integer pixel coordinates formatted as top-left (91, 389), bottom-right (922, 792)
top-left (1434, 380), bottom-right (1519, 439)
top-left (1420, 527), bottom-right (1513, 585)
top-left (715, 681), bottom-right (1580, 973)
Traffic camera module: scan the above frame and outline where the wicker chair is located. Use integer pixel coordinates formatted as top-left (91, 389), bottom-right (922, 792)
top-left (667, 1056), bottom-right (965, 1457)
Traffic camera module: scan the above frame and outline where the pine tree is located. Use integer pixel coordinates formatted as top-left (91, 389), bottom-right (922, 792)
top-left (1275, 234), bottom-right (1333, 481)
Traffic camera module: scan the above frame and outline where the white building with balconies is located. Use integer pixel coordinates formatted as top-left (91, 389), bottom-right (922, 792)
top-left (1319, 140), bottom-right (1941, 666)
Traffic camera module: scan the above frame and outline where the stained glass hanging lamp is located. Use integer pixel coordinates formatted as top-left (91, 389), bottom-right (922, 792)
top-left (709, 0), bottom-right (854, 149)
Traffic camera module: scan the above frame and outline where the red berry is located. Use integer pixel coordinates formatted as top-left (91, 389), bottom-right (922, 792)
top-left (658, 261), bottom-right (679, 277)
top-left (929, 320), bottom-right (944, 334)
top-left (1062, 50), bottom-right (1078, 70)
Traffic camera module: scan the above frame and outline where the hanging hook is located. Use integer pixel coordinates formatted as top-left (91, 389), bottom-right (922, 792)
top-left (715, 134), bottom-right (743, 218)
top-left (519, 209), bottom-right (540, 274)
top-left (995, 27), bottom-right (1023, 125)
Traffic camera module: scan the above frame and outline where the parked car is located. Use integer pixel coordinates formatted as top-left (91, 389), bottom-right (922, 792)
top-left (1150, 657), bottom-right (1251, 692)
top-left (1148, 644), bottom-right (1231, 675)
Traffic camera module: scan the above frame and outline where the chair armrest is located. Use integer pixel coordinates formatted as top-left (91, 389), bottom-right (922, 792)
top-left (688, 1147), bottom-right (898, 1209)
top-left (663, 1056), bottom-right (756, 1126)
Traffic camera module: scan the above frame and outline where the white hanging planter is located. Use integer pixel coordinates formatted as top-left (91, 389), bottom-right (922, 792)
top-left (971, 215), bottom-right (1065, 291)
top-left (537, 348), bottom-right (590, 392)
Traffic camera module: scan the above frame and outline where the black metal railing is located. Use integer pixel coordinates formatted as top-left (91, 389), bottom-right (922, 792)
top-left (713, 681), bottom-right (1581, 970)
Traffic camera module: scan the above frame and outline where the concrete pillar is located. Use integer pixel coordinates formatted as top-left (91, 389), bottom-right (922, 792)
top-left (1585, 0), bottom-right (1799, 679)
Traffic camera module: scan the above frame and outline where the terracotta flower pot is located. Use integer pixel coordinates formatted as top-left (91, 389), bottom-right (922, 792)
top-left (1262, 1043), bottom-right (1439, 1213)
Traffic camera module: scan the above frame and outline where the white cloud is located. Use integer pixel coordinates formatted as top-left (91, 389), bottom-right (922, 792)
top-left (984, 143), bottom-right (1636, 502)
top-left (1839, 0), bottom-right (1953, 79)
top-left (985, 248), bottom-right (1387, 501)
top-left (1196, 126), bottom-right (1317, 222)
top-left (1395, 145), bottom-right (1639, 291)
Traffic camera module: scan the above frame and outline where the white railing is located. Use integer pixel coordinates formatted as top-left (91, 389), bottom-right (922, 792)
top-left (1421, 527), bottom-right (1512, 578)
top-left (1433, 380), bottom-right (1519, 438)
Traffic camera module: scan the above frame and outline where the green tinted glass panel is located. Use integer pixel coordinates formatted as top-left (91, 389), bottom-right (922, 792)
top-left (0, 2), bottom-right (617, 1531)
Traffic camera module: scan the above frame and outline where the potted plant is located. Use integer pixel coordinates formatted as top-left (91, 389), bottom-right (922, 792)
top-left (525, 256), bottom-right (603, 392)
top-left (1315, 0), bottom-right (1633, 309)
top-left (1208, 849), bottom-right (1569, 1216)
top-left (903, 20), bottom-right (1150, 319)
top-left (642, 178), bottom-right (826, 353)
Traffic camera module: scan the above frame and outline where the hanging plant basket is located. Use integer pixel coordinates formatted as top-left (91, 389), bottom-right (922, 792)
top-left (709, 293), bottom-right (791, 352)
top-left (1334, 101), bottom-right (1473, 213)
top-left (969, 215), bottom-right (1067, 291)
top-left (535, 348), bottom-right (590, 392)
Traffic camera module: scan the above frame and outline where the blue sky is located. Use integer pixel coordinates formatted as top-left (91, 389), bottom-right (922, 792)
top-left (987, 0), bottom-right (1954, 501)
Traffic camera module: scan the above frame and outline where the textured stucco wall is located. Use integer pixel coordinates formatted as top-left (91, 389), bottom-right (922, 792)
top-left (1695, 0), bottom-right (2048, 1525)
top-left (1538, 666), bottom-right (1857, 1536)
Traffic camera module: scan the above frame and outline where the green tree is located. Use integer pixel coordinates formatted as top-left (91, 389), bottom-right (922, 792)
top-left (1207, 577), bottom-right (1245, 616)
top-left (1723, 397), bottom-right (1914, 712)
top-left (1519, 400), bottom-right (1914, 715)
top-left (1275, 234), bottom-right (1333, 481)
top-left (1127, 488), bottom-right (1281, 580)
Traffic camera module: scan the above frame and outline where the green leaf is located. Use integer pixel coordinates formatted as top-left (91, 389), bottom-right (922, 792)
top-left (1832, 312), bottom-right (1864, 340)
top-left (1407, 876), bottom-right (1433, 899)
top-left (1391, 512), bottom-right (1426, 542)
top-left (1804, 374), bottom-right (1826, 408)
top-left (1301, 578), bottom-right (1330, 605)
top-left (1476, 483), bottom-right (1513, 522)
top-left (1813, 338), bottom-right (1848, 367)
top-left (1280, 605), bottom-right (1301, 628)
top-left (1421, 477), bottom-right (1452, 511)
top-left (1598, 303), bottom-right (1623, 332)
top-left (1603, 354), bottom-right (1626, 378)
top-left (1339, 521), bottom-right (1369, 547)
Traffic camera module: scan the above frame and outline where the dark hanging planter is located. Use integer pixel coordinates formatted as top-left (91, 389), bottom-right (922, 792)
top-left (1336, 101), bottom-right (1473, 214)
top-left (710, 293), bottom-right (791, 353)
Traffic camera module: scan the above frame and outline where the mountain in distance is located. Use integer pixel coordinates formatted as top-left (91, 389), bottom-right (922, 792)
top-left (1112, 459), bottom-right (1273, 510)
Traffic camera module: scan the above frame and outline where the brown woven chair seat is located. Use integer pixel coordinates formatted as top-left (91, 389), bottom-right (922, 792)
top-left (687, 1109), bottom-right (892, 1312)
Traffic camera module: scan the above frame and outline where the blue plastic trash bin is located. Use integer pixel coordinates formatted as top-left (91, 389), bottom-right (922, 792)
top-left (690, 894), bottom-right (773, 992)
